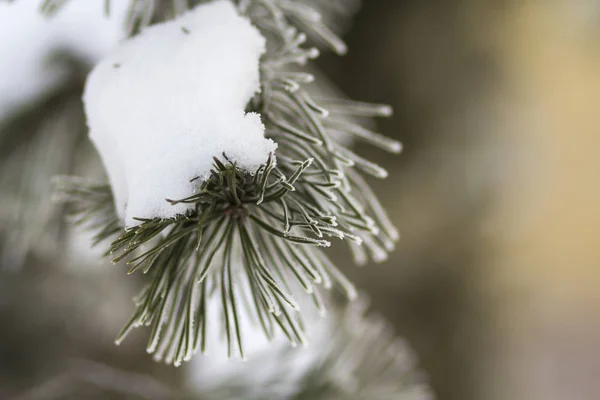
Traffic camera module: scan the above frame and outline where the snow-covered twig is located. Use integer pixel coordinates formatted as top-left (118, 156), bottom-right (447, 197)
top-left (55, 0), bottom-right (401, 364)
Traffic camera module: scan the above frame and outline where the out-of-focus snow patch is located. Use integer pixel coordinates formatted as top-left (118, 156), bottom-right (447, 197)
top-left (0, 0), bottom-right (127, 121)
top-left (84, 0), bottom-right (275, 226)
top-left (186, 284), bottom-right (327, 399)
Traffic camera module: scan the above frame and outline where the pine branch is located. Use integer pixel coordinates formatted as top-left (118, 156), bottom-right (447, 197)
top-left (57, 155), bottom-right (361, 365)
top-left (292, 302), bottom-right (430, 400)
top-left (197, 298), bottom-right (432, 400)
top-left (9, 301), bottom-right (431, 400)
top-left (53, 0), bottom-right (401, 364)
top-left (0, 82), bottom-right (88, 268)
top-left (292, 305), bottom-right (431, 400)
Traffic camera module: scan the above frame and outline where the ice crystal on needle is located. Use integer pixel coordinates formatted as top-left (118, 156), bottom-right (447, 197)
top-left (84, 0), bottom-right (275, 225)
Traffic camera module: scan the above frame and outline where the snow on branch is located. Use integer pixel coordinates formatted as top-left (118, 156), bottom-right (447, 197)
top-left (56, 0), bottom-right (402, 366)
top-left (84, 0), bottom-right (276, 225)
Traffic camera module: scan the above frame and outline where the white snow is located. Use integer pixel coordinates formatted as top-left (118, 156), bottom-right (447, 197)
top-left (84, 0), bottom-right (275, 226)
top-left (186, 286), bottom-right (327, 398)
top-left (0, 0), bottom-right (127, 121)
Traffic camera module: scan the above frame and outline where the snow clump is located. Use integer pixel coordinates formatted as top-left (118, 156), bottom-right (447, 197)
top-left (83, 0), bottom-right (275, 226)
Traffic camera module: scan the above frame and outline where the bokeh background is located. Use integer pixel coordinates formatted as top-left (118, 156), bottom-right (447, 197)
top-left (1, 1), bottom-right (599, 399)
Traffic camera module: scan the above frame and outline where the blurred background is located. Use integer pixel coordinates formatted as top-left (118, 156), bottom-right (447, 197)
top-left (1, 1), bottom-right (599, 399)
